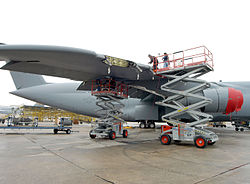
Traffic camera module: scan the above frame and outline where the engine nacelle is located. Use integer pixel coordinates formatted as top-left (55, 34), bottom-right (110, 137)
top-left (203, 87), bottom-right (243, 114)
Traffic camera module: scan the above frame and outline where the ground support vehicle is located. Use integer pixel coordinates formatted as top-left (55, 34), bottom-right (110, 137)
top-left (160, 124), bottom-right (218, 148)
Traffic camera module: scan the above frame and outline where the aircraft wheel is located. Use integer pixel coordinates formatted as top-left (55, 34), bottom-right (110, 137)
top-left (109, 131), bottom-right (116, 140)
top-left (194, 136), bottom-right (207, 148)
top-left (235, 127), bottom-right (239, 131)
top-left (123, 130), bottom-right (128, 138)
top-left (139, 122), bottom-right (146, 129)
top-left (149, 122), bottom-right (155, 129)
top-left (160, 134), bottom-right (171, 145)
top-left (66, 129), bottom-right (71, 134)
top-left (53, 129), bottom-right (58, 134)
top-left (89, 130), bottom-right (96, 139)
top-left (240, 128), bottom-right (244, 132)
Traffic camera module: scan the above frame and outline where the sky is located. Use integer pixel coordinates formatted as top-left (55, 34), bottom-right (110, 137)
top-left (0, 0), bottom-right (249, 106)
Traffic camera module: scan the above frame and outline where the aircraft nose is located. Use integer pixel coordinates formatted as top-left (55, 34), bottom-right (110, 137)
top-left (225, 88), bottom-right (244, 114)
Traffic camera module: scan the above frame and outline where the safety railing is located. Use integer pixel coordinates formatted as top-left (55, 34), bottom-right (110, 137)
top-left (152, 46), bottom-right (213, 73)
top-left (91, 79), bottom-right (128, 98)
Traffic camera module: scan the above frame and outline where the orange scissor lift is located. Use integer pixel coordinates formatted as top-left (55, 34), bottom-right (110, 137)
top-left (152, 46), bottom-right (218, 148)
top-left (89, 79), bottom-right (129, 140)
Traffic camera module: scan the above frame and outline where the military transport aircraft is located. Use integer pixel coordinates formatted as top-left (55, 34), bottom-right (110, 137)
top-left (0, 44), bottom-right (246, 148)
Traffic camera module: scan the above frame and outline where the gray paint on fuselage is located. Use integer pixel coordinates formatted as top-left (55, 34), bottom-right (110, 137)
top-left (10, 80), bottom-right (250, 122)
top-left (211, 82), bottom-right (250, 121)
top-left (10, 82), bottom-right (144, 121)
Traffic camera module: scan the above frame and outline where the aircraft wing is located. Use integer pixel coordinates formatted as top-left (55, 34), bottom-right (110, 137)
top-left (0, 45), bottom-right (154, 81)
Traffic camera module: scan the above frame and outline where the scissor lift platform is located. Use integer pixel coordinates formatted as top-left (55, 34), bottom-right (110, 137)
top-left (90, 79), bottom-right (128, 140)
top-left (156, 62), bottom-right (213, 76)
top-left (153, 46), bottom-right (213, 75)
top-left (151, 46), bottom-right (217, 148)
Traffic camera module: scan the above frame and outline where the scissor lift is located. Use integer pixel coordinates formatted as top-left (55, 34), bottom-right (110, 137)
top-left (152, 46), bottom-right (218, 148)
top-left (89, 79), bottom-right (128, 140)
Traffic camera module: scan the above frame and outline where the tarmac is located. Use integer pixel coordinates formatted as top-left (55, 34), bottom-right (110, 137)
top-left (0, 124), bottom-right (250, 184)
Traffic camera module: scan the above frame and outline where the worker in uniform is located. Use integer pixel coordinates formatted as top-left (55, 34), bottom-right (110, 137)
top-left (148, 54), bottom-right (158, 70)
top-left (162, 52), bottom-right (169, 68)
top-left (96, 79), bottom-right (101, 91)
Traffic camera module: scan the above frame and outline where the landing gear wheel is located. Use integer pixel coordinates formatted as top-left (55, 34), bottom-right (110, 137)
top-left (139, 122), bottom-right (146, 129)
top-left (109, 131), bottom-right (116, 140)
top-left (240, 128), bottom-right (244, 132)
top-left (53, 129), bottom-right (58, 134)
top-left (66, 129), bottom-right (71, 134)
top-left (194, 136), bottom-right (207, 148)
top-left (235, 127), bottom-right (239, 131)
top-left (89, 130), bottom-right (96, 139)
top-left (149, 122), bottom-right (155, 129)
top-left (123, 130), bottom-right (128, 138)
top-left (160, 134), bottom-right (171, 145)
top-left (207, 140), bottom-right (216, 145)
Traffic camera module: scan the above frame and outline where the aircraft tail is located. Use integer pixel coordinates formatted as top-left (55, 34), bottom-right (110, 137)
top-left (10, 71), bottom-right (47, 90)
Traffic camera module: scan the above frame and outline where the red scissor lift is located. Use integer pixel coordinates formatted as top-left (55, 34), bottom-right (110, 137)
top-left (89, 79), bottom-right (129, 140)
top-left (153, 46), bottom-right (213, 74)
top-left (151, 46), bottom-right (218, 148)
top-left (91, 79), bottom-right (128, 99)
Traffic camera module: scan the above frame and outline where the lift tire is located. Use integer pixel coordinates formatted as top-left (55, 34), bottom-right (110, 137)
top-left (123, 130), bottom-right (128, 138)
top-left (208, 141), bottom-right (216, 145)
top-left (54, 129), bottom-right (58, 134)
top-left (240, 128), bottom-right (244, 132)
top-left (139, 122), bottom-right (146, 129)
top-left (66, 129), bottom-right (71, 134)
top-left (149, 122), bottom-right (155, 129)
top-left (160, 134), bottom-right (171, 145)
top-left (109, 131), bottom-right (116, 140)
top-left (235, 127), bottom-right (239, 131)
top-left (194, 136), bottom-right (207, 148)
top-left (89, 130), bottom-right (96, 139)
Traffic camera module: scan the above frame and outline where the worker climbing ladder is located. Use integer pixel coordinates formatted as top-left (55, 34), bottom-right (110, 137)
top-left (89, 79), bottom-right (128, 140)
top-left (152, 46), bottom-right (218, 148)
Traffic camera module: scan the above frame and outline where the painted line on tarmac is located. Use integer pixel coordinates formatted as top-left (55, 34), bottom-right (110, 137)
top-left (23, 134), bottom-right (115, 184)
top-left (193, 162), bottom-right (250, 184)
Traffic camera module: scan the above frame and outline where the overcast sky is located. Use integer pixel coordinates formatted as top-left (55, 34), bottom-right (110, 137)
top-left (0, 0), bottom-right (249, 106)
